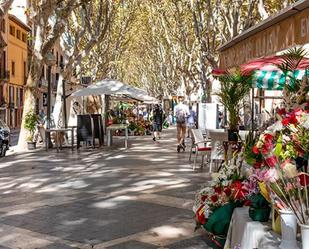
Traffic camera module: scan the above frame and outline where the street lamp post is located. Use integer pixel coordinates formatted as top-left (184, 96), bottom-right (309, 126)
top-left (45, 52), bottom-right (56, 148)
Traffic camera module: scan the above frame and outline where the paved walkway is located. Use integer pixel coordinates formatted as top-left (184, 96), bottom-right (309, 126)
top-left (0, 127), bottom-right (211, 249)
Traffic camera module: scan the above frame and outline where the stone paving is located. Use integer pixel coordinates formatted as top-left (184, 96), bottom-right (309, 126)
top-left (0, 127), bottom-right (211, 249)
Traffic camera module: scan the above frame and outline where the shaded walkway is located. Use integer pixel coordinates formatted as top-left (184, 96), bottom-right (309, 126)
top-left (0, 127), bottom-right (211, 249)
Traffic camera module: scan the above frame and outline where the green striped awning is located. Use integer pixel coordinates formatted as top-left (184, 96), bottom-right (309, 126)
top-left (252, 69), bottom-right (308, 90)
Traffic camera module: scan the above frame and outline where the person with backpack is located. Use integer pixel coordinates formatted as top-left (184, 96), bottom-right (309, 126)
top-left (174, 97), bottom-right (189, 152)
top-left (152, 104), bottom-right (164, 141)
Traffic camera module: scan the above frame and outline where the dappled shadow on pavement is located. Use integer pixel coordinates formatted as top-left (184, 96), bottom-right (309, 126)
top-left (0, 127), bottom-right (211, 249)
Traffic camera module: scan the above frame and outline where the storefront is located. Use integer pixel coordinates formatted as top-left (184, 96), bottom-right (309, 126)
top-left (216, 0), bottom-right (309, 128)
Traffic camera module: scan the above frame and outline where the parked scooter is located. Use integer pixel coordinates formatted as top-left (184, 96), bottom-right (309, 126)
top-left (0, 118), bottom-right (10, 157)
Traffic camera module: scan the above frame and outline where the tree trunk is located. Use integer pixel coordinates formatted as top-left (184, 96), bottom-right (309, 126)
top-left (17, 76), bottom-right (37, 150)
top-left (52, 73), bottom-right (64, 128)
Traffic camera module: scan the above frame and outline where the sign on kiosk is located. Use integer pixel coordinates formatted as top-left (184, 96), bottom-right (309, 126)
top-left (198, 103), bottom-right (218, 130)
top-left (219, 7), bottom-right (309, 69)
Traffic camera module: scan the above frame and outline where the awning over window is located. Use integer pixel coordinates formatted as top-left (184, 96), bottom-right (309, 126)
top-left (252, 69), bottom-right (307, 90)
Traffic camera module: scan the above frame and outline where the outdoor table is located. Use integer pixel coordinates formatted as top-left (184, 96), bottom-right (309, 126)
top-left (45, 127), bottom-right (75, 152)
top-left (106, 124), bottom-right (128, 148)
top-left (224, 207), bottom-right (301, 249)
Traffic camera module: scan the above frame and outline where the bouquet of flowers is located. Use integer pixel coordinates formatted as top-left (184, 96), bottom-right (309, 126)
top-left (194, 156), bottom-right (248, 237)
top-left (249, 104), bottom-right (309, 224)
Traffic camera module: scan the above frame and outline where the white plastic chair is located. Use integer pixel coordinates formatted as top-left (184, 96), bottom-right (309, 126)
top-left (208, 129), bottom-right (228, 173)
top-left (190, 129), bottom-right (211, 170)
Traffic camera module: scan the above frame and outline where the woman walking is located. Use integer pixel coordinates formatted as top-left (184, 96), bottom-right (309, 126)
top-left (152, 104), bottom-right (164, 141)
top-left (187, 105), bottom-right (196, 138)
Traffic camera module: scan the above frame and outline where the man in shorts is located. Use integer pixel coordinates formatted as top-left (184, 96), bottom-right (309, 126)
top-left (174, 97), bottom-right (189, 152)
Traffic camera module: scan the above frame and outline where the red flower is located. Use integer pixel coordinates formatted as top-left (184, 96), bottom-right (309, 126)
top-left (261, 146), bottom-right (269, 155)
top-left (210, 194), bottom-right (218, 203)
top-left (201, 195), bottom-right (208, 202)
top-left (252, 146), bottom-right (259, 155)
top-left (264, 134), bottom-right (273, 142)
top-left (299, 173), bottom-right (309, 187)
top-left (282, 118), bottom-right (290, 126)
top-left (244, 200), bottom-right (252, 206)
top-left (289, 114), bottom-right (298, 124)
top-left (253, 162), bottom-right (262, 169)
top-left (214, 186), bottom-right (222, 194)
top-left (277, 108), bottom-right (286, 116)
top-left (230, 180), bottom-right (247, 200)
top-left (224, 187), bottom-right (231, 196)
top-left (265, 156), bottom-right (277, 167)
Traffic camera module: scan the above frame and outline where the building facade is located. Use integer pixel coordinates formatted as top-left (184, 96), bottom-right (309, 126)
top-left (0, 14), bottom-right (30, 129)
top-left (6, 15), bottom-right (29, 128)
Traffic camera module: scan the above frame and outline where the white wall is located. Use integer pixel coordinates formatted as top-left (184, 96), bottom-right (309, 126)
top-left (9, 1), bottom-right (27, 24)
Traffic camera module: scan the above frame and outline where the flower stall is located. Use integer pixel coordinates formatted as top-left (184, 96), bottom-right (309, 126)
top-left (194, 47), bottom-right (309, 249)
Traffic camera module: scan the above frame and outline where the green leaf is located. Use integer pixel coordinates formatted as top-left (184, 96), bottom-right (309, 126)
top-left (274, 135), bottom-right (282, 157)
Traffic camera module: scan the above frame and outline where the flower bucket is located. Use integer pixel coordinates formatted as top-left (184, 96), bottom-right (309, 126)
top-left (279, 209), bottom-right (299, 249)
top-left (300, 223), bottom-right (309, 249)
top-left (249, 206), bottom-right (271, 222)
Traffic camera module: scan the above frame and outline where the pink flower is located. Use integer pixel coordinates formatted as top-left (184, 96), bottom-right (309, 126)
top-left (264, 168), bottom-right (279, 183)
top-left (285, 183), bottom-right (293, 192)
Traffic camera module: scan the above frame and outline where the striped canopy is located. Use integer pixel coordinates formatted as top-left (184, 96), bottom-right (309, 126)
top-left (213, 55), bottom-right (309, 90)
top-left (252, 69), bottom-right (308, 90)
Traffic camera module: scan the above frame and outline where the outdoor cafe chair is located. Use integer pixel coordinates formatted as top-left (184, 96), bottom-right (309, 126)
top-left (208, 129), bottom-right (228, 173)
top-left (190, 129), bottom-right (212, 171)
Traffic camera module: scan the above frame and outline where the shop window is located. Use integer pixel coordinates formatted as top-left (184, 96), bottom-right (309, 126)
top-left (11, 61), bottom-right (15, 76)
top-left (20, 88), bottom-right (23, 106)
top-left (16, 88), bottom-right (20, 107)
top-left (9, 25), bottom-right (15, 36)
top-left (16, 29), bottom-right (21, 39)
top-left (22, 33), bottom-right (27, 43)
top-left (9, 86), bottom-right (14, 104)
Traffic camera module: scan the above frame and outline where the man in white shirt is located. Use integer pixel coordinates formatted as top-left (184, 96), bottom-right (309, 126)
top-left (174, 96), bottom-right (189, 152)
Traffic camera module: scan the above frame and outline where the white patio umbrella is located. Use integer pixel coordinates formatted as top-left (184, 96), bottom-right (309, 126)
top-left (72, 78), bottom-right (158, 103)
top-left (72, 79), bottom-right (134, 97)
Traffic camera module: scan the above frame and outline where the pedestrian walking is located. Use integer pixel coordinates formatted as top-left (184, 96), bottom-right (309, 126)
top-left (152, 104), bottom-right (164, 141)
top-left (34, 109), bottom-right (46, 143)
top-left (174, 97), bottom-right (189, 152)
top-left (186, 105), bottom-right (196, 138)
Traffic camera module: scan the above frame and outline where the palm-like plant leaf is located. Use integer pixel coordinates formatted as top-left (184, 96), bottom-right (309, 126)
top-left (216, 70), bottom-right (251, 130)
top-left (278, 47), bottom-right (308, 93)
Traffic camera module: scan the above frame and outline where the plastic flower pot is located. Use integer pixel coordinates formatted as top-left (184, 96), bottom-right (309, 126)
top-left (27, 141), bottom-right (36, 150)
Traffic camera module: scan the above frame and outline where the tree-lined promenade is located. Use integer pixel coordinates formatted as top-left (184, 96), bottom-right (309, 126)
top-left (0, 0), bottom-right (297, 147)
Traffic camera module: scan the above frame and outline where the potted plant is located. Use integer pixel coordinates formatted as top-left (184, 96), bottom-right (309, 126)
top-left (216, 70), bottom-right (251, 141)
top-left (24, 110), bottom-right (39, 150)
